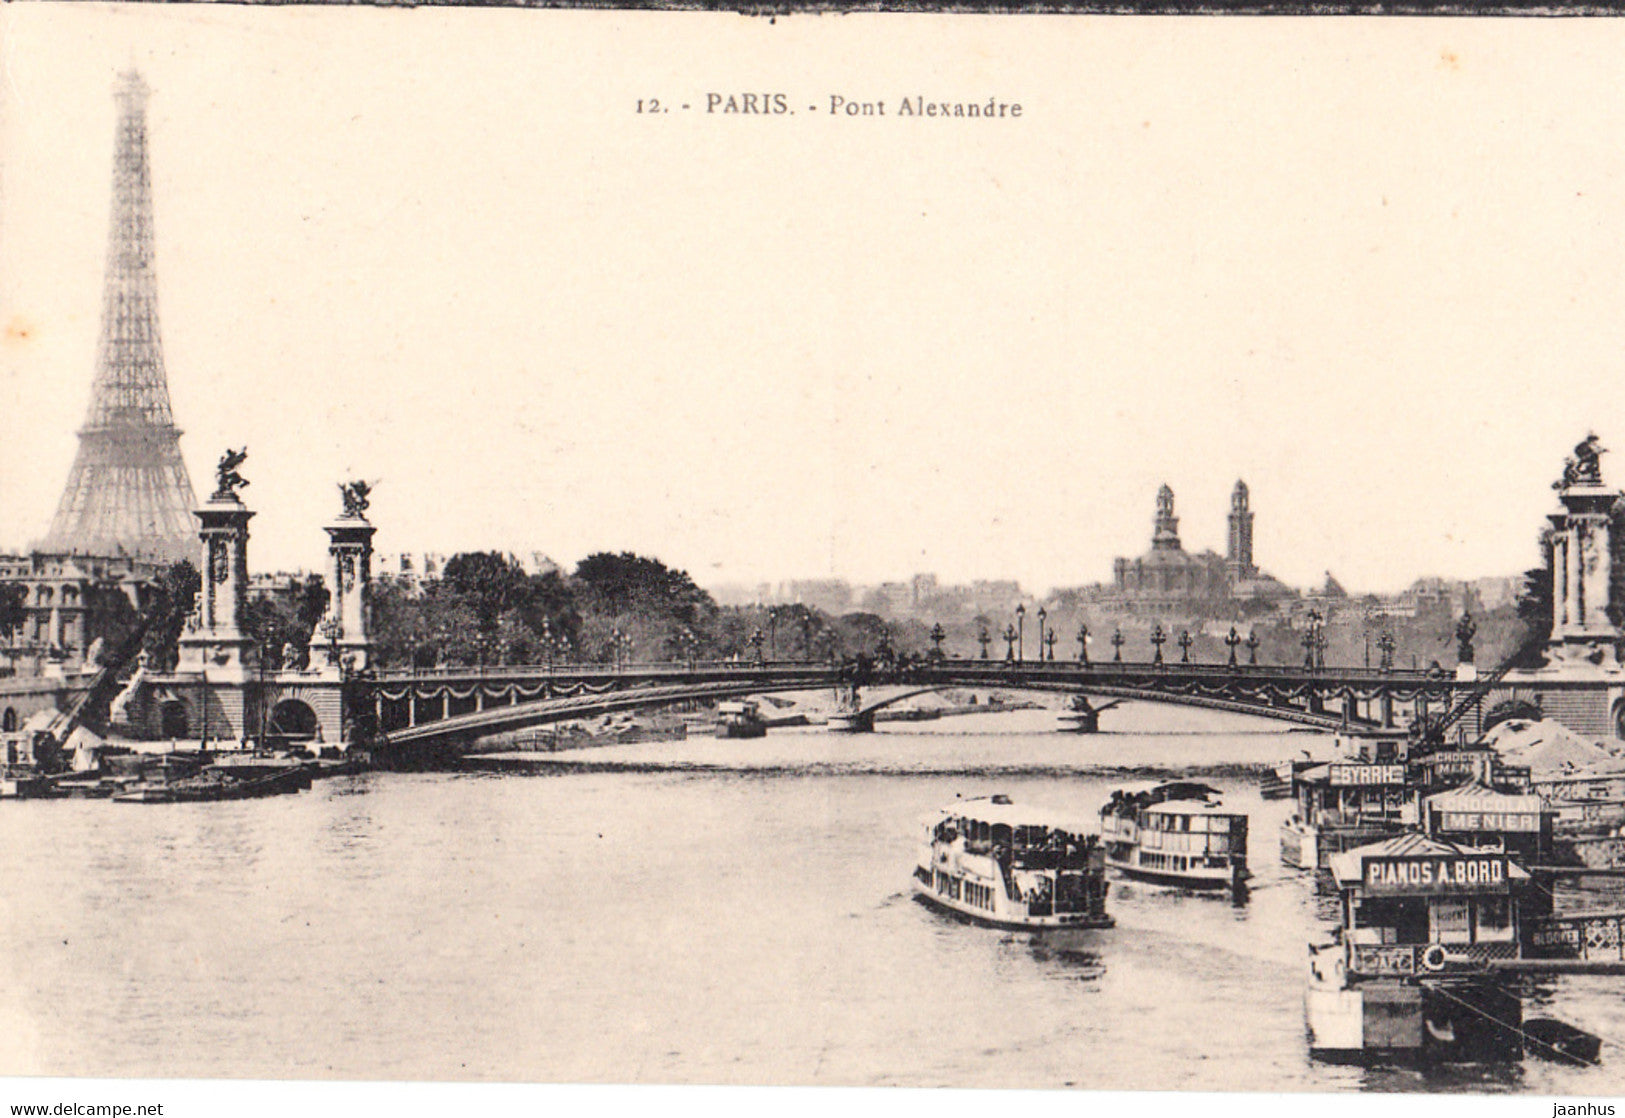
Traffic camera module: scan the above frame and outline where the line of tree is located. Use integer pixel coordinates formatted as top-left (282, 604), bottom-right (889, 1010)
top-left (365, 551), bottom-right (932, 670)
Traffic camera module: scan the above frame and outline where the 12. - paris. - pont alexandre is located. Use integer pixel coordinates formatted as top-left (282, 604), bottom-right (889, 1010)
top-left (5, 71), bottom-right (1625, 771)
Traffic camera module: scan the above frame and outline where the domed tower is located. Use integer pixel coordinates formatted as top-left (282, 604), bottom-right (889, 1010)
top-left (1152, 484), bottom-right (1182, 551)
top-left (1227, 479), bottom-right (1255, 578)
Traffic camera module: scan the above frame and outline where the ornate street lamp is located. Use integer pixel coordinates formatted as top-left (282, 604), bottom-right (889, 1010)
top-left (1003, 624), bottom-right (1018, 662)
top-left (1036, 607), bottom-right (1047, 665)
top-left (1015, 604), bottom-right (1026, 663)
top-left (1378, 631), bottom-right (1396, 673)
top-left (1044, 628), bottom-right (1057, 662)
top-left (930, 623), bottom-right (946, 660)
top-left (1077, 623), bottom-right (1089, 665)
top-left (1111, 627), bottom-right (1124, 662)
top-left (1150, 623), bottom-right (1166, 667)
top-left (1177, 629), bottom-right (1193, 664)
top-left (1246, 629), bottom-right (1259, 666)
top-left (978, 626), bottom-right (991, 660)
top-left (1225, 626), bottom-right (1240, 667)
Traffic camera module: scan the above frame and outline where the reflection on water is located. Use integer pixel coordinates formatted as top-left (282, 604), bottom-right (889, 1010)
top-left (0, 703), bottom-right (1618, 1091)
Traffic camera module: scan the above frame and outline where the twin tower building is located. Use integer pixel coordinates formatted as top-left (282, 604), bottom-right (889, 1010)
top-left (1111, 481), bottom-right (1288, 612)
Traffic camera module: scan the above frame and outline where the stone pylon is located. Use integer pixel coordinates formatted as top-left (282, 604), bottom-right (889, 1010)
top-left (314, 483), bottom-right (376, 674)
top-left (176, 476), bottom-right (258, 679)
top-left (172, 456), bottom-right (259, 743)
top-left (1547, 436), bottom-right (1624, 666)
top-left (38, 71), bottom-right (197, 561)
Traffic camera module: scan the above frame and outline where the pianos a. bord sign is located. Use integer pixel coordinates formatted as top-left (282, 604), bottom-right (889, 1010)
top-left (1362, 854), bottom-right (1509, 895)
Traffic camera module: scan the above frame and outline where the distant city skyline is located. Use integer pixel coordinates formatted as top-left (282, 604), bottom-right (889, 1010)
top-left (6, 11), bottom-right (1624, 596)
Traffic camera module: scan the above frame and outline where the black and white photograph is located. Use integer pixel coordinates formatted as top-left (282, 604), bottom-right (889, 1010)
top-left (2, 6), bottom-right (1625, 1111)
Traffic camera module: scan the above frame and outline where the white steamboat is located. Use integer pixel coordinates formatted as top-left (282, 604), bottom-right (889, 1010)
top-left (913, 795), bottom-right (1113, 929)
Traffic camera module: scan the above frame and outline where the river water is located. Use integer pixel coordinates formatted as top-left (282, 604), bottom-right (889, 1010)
top-left (1, 704), bottom-right (1622, 1093)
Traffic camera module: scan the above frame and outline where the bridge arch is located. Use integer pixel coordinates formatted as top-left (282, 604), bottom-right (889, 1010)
top-left (159, 699), bottom-right (190, 739)
top-left (375, 664), bottom-right (1406, 758)
top-left (266, 699), bottom-right (322, 749)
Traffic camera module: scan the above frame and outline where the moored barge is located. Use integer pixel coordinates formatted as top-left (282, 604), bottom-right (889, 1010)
top-left (1307, 833), bottom-right (1533, 1064)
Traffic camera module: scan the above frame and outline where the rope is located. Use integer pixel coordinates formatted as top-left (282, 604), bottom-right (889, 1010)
top-left (1423, 979), bottom-right (1612, 1066)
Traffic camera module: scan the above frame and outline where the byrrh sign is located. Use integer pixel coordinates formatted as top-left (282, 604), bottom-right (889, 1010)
top-left (1362, 855), bottom-right (1509, 895)
top-left (1330, 764), bottom-right (1407, 787)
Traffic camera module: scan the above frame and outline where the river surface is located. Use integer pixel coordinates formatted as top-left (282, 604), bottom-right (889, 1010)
top-left (1, 704), bottom-right (1622, 1092)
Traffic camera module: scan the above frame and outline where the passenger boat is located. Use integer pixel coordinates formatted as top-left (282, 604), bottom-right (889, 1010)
top-left (1099, 781), bottom-right (1248, 891)
top-left (716, 701), bottom-right (767, 739)
top-left (913, 794), bottom-right (1113, 929)
top-left (1306, 833), bottom-right (1534, 1064)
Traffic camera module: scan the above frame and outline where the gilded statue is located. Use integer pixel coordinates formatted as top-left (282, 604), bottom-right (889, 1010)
top-left (214, 447), bottom-right (249, 499)
top-left (339, 479), bottom-right (373, 518)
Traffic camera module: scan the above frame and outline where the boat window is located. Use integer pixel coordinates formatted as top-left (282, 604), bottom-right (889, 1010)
top-left (1475, 896), bottom-right (1514, 942)
top-left (1431, 899), bottom-right (1472, 945)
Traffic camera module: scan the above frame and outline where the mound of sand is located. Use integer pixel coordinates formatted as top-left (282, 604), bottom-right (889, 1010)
top-left (1482, 718), bottom-right (1625, 777)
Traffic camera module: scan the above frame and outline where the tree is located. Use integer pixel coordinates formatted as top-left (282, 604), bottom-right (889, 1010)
top-left (142, 561), bottom-right (201, 670)
top-left (1514, 563), bottom-right (1553, 666)
top-left (244, 574), bottom-right (331, 668)
top-left (571, 552), bottom-right (718, 662)
top-left (441, 552), bottom-right (533, 630)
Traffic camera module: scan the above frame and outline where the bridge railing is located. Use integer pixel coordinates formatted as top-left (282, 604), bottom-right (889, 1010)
top-left (369, 657), bottom-right (1452, 686)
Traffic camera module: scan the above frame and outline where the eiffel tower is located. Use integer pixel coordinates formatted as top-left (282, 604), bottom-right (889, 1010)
top-left (37, 70), bottom-right (197, 562)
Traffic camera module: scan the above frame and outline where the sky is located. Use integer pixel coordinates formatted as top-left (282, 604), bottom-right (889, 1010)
top-left (3, 8), bottom-right (1624, 595)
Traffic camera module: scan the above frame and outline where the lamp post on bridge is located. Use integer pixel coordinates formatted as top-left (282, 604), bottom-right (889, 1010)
top-left (1077, 623), bottom-right (1089, 665)
top-left (768, 607), bottom-right (779, 662)
top-left (750, 628), bottom-right (765, 666)
top-left (1246, 629), bottom-right (1259, 666)
top-left (1150, 623), bottom-right (1166, 667)
top-left (1003, 624), bottom-right (1017, 662)
top-left (929, 623), bottom-right (946, 661)
top-left (1044, 628), bottom-right (1057, 662)
top-left (1015, 604), bottom-right (1026, 663)
top-left (1226, 626), bottom-right (1240, 667)
top-left (1177, 629), bottom-right (1193, 664)
top-left (1303, 610), bottom-right (1322, 671)
top-left (1111, 627), bottom-right (1124, 662)
top-left (978, 626), bottom-right (991, 660)
top-left (1377, 631), bottom-right (1395, 673)
top-left (1036, 607), bottom-right (1047, 665)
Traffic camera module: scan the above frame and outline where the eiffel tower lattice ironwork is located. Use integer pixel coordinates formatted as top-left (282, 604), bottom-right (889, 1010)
top-left (38, 70), bottom-right (197, 561)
